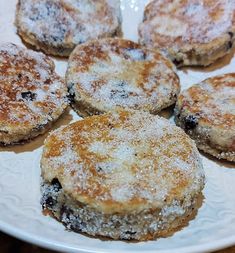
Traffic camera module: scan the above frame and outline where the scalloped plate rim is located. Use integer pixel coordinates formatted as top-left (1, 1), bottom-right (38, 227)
top-left (1, 220), bottom-right (235, 253)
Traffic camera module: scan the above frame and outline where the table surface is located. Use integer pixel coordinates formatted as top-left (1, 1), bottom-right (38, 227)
top-left (0, 232), bottom-right (235, 253)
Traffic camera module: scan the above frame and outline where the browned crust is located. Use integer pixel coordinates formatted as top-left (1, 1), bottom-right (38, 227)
top-left (0, 43), bottom-right (68, 145)
top-left (139, 0), bottom-right (235, 67)
top-left (66, 38), bottom-right (180, 116)
top-left (174, 73), bottom-right (235, 162)
top-left (15, 0), bottom-right (122, 57)
top-left (41, 110), bottom-right (204, 213)
top-left (175, 111), bottom-right (235, 162)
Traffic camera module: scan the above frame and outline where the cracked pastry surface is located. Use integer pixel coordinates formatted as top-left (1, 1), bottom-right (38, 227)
top-left (15, 0), bottom-right (122, 56)
top-left (175, 73), bottom-right (235, 162)
top-left (66, 38), bottom-right (180, 117)
top-left (139, 0), bottom-right (235, 67)
top-left (41, 110), bottom-right (205, 240)
top-left (0, 43), bottom-right (68, 145)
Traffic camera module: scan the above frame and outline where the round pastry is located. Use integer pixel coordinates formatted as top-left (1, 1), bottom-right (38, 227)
top-left (0, 43), bottom-right (68, 145)
top-left (66, 38), bottom-right (180, 117)
top-left (175, 73), bottom-right (235, 162)
top-left (41, 110), bottom-right (205, 240)
top-left (139, 0), bottom-right (235, 67)
top-left (15, 0), bottom-right (121, 56)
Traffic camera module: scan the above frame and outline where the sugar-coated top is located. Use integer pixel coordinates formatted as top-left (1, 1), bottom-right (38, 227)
top-left (139, 0), bottom-right (235, 49)
top-left (17, 0), bottom-right (121, 48)
top-left (41, 110), bottom-right (204, 214)
top-left (0, 43), bottom-right (68, 132)
top-left (178, 73), bottom-right (235, 129)
top-left (66, 38), bottom-right (180, 113)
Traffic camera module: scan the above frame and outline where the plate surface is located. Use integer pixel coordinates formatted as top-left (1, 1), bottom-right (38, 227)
top-left (0, 0), bottom-right (235, 252)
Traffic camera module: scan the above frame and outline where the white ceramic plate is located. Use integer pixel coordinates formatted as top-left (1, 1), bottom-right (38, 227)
top-left (0, 0), bottom-right (235, 252)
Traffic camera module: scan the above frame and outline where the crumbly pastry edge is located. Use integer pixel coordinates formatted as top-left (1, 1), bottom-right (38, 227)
top-left (0, 106), bottom-right (68, 145)
top-left (40, 180), bottom-right (204, 241)
top-left (174, 105), bottom-right (235, 162)
top-left (139, 24), bottom-right (235, 67)
top-left (67, 86), bottom-right (179, 117)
